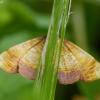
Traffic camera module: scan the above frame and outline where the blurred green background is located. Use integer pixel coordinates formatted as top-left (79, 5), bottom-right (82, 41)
top-left (0, 0), bottom-right (100, 100)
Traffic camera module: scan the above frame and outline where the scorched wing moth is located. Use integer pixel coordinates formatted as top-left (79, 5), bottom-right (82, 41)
top-left (0, 36), bottom-right (100, 84)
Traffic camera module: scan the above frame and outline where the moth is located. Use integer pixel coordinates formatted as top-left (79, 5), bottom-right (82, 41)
top-left (0, 36), bottom-right (100, 85)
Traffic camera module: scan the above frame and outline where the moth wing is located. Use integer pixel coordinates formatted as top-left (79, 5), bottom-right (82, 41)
top-left (64, 39), bottom-right (100, 82)
top-left (0, 36), bottom-right (45, 73)
top-left (58, 43), bottom-right (81, 84)
top-left (18, 38), bottom-right (45, 80)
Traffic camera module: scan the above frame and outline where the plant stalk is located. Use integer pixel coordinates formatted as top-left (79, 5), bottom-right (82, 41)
top-left (33, 0), bottom-right (72, 100)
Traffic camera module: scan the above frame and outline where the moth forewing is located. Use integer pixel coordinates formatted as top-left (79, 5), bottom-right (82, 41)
top-left (0, 36), bottom-right (45, 74)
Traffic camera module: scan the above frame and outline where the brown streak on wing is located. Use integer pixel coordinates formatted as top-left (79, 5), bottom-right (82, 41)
top-left (58, 70), bottom-right (80, 84)
top-left (19, 61), bottom-right (36, 80)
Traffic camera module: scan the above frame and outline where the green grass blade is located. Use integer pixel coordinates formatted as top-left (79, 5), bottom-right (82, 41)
top-left (33, 0), bottom-right (72, 100)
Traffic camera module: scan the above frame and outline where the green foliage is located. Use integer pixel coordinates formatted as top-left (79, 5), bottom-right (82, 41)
top-left (0, 0), bottom-right (100, 100)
